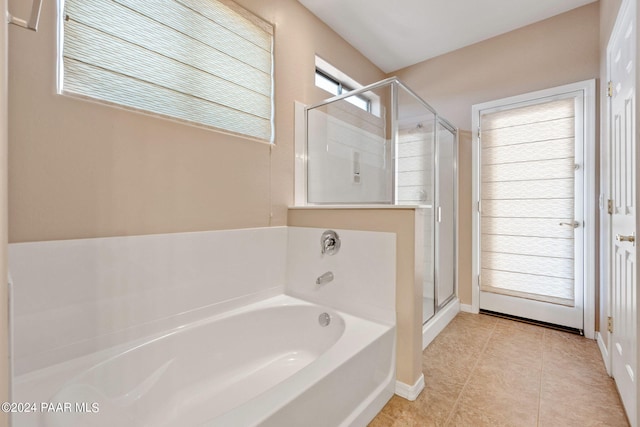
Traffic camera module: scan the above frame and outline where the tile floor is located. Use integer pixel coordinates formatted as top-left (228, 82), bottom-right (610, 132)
top-left (369, 312), bottom-right (629, 427)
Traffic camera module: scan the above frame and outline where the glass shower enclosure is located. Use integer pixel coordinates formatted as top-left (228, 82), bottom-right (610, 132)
top-left (304, 77), bottom-right (457, 324)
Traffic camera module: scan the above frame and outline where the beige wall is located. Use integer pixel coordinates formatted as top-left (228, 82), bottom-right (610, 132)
top-left (7, 0), bottom-right (385, 243)
top-left (392, 3), bottom-right (600, 132)
top-left (1, 0), bottom-right (8, 424)
top-left (288, 207), bottom-right (424, 388)
top-left (392, 3), bottom-right (601, 308)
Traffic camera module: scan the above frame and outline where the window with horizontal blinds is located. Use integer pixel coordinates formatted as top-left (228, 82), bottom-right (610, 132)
top-left (480, 98), bottom-right (576, 306)
top-left (60, 0), bottom-right (274, 142)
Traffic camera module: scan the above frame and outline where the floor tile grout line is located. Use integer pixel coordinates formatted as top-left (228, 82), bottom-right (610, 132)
top-left (374, 315), bottom-right (628, 426)
top-left (443, 317), bottom-right (499, 426)
top-left (537, 329), bottom-right (547, 427)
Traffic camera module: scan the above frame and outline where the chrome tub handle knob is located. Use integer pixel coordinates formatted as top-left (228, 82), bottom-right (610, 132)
top-left (320, 230), bottom-right (341, 255)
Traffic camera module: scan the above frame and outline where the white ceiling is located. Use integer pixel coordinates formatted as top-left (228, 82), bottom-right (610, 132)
top-left (297, 0), bottom-right (598, 73)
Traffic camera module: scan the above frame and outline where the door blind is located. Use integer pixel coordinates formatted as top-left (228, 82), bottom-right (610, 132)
top-left (480, 98), bottom-right (576, 306)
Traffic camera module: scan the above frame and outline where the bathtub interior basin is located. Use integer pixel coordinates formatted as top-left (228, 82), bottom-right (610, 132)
top-left (13, 295), bottom-right (395, 427)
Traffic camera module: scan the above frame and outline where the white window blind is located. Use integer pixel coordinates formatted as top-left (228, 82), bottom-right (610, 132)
top-left (480, 98), bottom-right (576, 306)
top-left (61, 0), bottom-right (274, 142)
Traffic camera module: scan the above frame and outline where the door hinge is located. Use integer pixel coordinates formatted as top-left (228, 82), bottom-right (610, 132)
top-left (608, 199), bottom-right (613, 215)
top-left (607, 81), bottom-right (614, 97)
top-left (477, 200), bottom-right (481, 212)
top-left (608, 316), bottom-right (613, 333)
top-left (477, 127), bottom-right (481, 139)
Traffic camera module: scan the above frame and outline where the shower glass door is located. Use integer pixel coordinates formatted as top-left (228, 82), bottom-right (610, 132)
top-left (435, 121), bottom-right (456, 308)
top-left (395, 87), bottom-right (437, 324)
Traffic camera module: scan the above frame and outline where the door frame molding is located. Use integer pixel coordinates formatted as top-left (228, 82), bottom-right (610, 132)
top-left (471, 80), bottom-right (597, 339)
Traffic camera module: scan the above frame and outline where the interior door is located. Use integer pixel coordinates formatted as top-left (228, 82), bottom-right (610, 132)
top-left (476, 90), bottom-right (587, 331)
top-left (608, 0), bottom-right (636, 423)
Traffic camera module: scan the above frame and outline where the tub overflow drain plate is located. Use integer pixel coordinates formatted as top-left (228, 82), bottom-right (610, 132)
top-left (318, 312), bottom-right (331, 327)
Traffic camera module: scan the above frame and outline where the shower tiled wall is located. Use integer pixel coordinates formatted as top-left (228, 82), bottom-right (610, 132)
top-left (396, 129), bottom-right (433, 205)
top-left (306, 101), bottom-right (392, 204)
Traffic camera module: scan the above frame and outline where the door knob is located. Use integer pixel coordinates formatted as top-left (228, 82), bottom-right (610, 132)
top-left (559, 221), bottom-right (579, 228)
top-left (615, 233), bottom-right (635, 245)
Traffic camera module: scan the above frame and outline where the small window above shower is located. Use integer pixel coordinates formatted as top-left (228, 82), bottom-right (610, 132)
top-left (314, 56), bottom-right (381, 116)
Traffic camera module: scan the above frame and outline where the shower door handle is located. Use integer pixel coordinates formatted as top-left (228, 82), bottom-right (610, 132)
top-left (437, 206), bottom-right (442, 223)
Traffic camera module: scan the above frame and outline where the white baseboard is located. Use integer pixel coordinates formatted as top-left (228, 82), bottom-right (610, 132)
top-left (460, 303), bottom-right (476, 313)
top-left (395, 374), bottom-right (425, 401)
top-left (596, 331), bottom-right (611, 375)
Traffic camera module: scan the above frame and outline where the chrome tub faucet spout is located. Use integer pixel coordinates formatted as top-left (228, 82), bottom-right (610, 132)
top-left (316, 271), bottom-right (334, 286)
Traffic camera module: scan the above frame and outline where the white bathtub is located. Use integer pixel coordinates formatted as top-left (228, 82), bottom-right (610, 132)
top-left (13, 295), bottom-right (395, 427)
